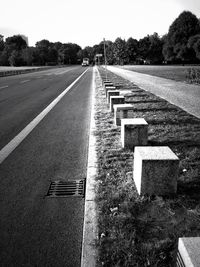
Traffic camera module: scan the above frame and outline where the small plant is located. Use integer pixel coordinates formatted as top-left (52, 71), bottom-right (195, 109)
top-left (186, 68), bottom-right (200, 84)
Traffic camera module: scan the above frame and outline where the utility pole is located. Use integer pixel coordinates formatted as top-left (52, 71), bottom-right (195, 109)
top-left (103, 38), bottom-right (107, 80)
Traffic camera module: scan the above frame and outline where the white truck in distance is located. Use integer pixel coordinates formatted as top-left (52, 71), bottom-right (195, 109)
top-left (82, 58), bottom-right (89, 66)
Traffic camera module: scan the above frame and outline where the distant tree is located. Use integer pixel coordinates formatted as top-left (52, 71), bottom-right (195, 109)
top-left (0, 34), bottom-right (4, 51)
top-left (138, 35), bottom-right (151, 62)
top-left (126, 37), bottom-right (138, 64)
top-left (0, 50), bottom-right (9, 65)
top-left (147, 33), bottom-right (164, 64)
top-left (163, 11), bottom-right (200, 63)
top-left (9, 50), bottom-right (24, 66)
top-left (48, 47), bottom-right (58, 65)
top-left (188, 34), bottom-right (200, 60)
top-left (137, 33), bottom-right (164, 64)
top-left (59, 43), bottom-right (81, 64)
top-left (35, 39), bottom-right (51, 65)
top-left (105, 40), bottom-right (114, 65)
top-left (21, 47), bottom-right (36, 66)
top-left (94, 42), bottom-right (104, 56)
top-left (82, 46), bottom-right (94, 62)
top-left (5, 35), bottom-right (27, 51)
top-left (113, 37), bottom-right (127, 65)
top-left (193, 39), bottom-right (200, 60)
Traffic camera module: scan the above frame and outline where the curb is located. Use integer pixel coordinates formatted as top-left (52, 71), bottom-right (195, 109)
top-left (0, 66), bottom-right (66, 78)
top-left (0, 68), bottom-right (42, 77)
top-left (81, 67), bottom-right (98, 267)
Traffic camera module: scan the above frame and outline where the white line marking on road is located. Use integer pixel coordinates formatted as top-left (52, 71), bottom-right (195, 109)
top-left (0, 85), bottom-right (9, 90)
top-left (20, 80), bottom-right (30, 84)
top-left (0, 68), bottom-right (89, 164)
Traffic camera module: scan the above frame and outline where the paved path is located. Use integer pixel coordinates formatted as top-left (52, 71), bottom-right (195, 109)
top-left (107, 66), bottom-right (200, 119)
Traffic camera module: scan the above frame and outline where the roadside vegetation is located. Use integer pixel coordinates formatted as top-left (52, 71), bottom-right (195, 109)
top-left (94, 67), bottom-right (200, 266)
top-left (121, 65), bottom-right (200, 84)
top-left (0, 11), bottom-right (200, 68)
top-left (187, 67), bottom-right (200, 84)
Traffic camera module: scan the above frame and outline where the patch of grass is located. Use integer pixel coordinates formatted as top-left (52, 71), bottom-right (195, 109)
top-left (121, 65), bottom-right (200, 83)
top-left (94, 67), bottom-right (200, 266)
top-left (186, 68), bottom-right (200, 84)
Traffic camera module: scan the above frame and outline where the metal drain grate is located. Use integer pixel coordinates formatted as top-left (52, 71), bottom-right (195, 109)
top-left (46, 179), bottom-right (86, 198)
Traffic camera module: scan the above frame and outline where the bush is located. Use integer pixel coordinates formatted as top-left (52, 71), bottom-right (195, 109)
top-left (186, 68), bottom-right (200, 84)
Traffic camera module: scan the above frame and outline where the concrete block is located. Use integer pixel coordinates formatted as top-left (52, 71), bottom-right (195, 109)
top-left (105, 86), bottom-right (116, 96)
top-left (114, 83), bottom-right (124, 89)
top-left (107, 90), bottom-right (120, 103)
top-left (133, 146), bottom-right (179, 196)
top-left (104, 86), bottom-right (116, 97)
top-left (113, 104), bottom-right (134, 126)
top-left (121, 118), bottom-right (148, 149)
top-left (110, 96), bottom-right (125, 112)
top-left (104, 82), bottom-right (113, 88)
top-left (177, 237), bottom-right (200, 267)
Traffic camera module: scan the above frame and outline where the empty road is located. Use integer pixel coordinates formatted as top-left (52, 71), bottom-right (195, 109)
top-left (0, 66), bottom-right (93, 266)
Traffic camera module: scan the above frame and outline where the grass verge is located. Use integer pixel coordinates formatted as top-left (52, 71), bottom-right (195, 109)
top-left (94, 67), bottom-right (200, 267)
top-left (121, 65), bottom-right (200, 84)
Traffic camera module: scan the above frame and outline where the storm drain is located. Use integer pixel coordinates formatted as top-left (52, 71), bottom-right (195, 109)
top-left (46, 179), bottom-right (86, 198)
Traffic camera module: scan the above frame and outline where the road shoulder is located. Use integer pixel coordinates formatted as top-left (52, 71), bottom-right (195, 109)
top-left (81, 67), bottom-right (98, 267)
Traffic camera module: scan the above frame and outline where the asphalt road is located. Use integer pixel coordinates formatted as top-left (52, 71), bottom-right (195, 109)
top-left (0, 66), bottom-right (93, 266)
top-left (107, 66), bottom-right (200, 119)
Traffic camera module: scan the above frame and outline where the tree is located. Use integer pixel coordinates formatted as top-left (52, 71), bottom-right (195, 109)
top-left (126, 37), bottom-right (138, 64)
top-left (35, 39), bottom-right (51, 65)
top-left (58, 43), bottom-right (81, 64)
top-left (82, 46), bottom-right (94, 62)
top-left (0, 35), bottom-right (4, 51)
top-left (163, 11), bottom-right (200, 63)
top-left (147, 33), bottom-right (164, 64)
top-left (5, 35), bottom-right (27, 51)
top-left (138, 35), bottom-right (151, 62)
top-left (21, 47), bottom-right (35, 66)
top-left (0, 50), bottom-right (9, 65)
top-left (113, 37), bottom-right (127, 65)
top-left (188, 34), bottom-right (200, 60)
top-left (193, 39), bottom-right (200, 60)
top-left (104, 41), bottom-right (114, 65)
top-left (9, 50), bottom-right (24, 66)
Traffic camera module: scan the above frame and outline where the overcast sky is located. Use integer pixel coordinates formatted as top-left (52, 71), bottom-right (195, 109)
top-left (1, 0), bottom-right (200, 48)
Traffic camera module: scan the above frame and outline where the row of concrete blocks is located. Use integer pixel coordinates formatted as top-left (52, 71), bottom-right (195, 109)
top-left (99, 76), bottom-right (200, 266)
top-left (101, 78), bottom-right (200, 266)
top-left (102, 79), bottom-right (179, 196)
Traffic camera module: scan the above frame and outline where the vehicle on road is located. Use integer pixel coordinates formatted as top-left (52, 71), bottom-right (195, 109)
top-left (82, 58), bottom-right (89, 66)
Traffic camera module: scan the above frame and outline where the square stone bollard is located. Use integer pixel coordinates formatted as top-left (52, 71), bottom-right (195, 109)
top-left (105, 86), bottom-right (116, 96)
top-left (133, 146), bottom-right (179, 196)
top-left (115, 83), bottom-right (124, 89)
top-left (107, 90), bottom-right (120, 103)
top-left (114, 104), bottom-right (134, 126)
top-left (102, 79), bottom-right (111, 86)
top-left (121, 118), bottom-right (148, 149)
top-left (177, 237), bottom-right (200, 267)
top-left (104, 82), bottom-right (113, 87)
top-left (110, 96), bottom-right (125, 112)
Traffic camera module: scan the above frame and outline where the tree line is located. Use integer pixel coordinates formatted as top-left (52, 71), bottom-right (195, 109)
top-left (0, 11), bottom-right (200, 66)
